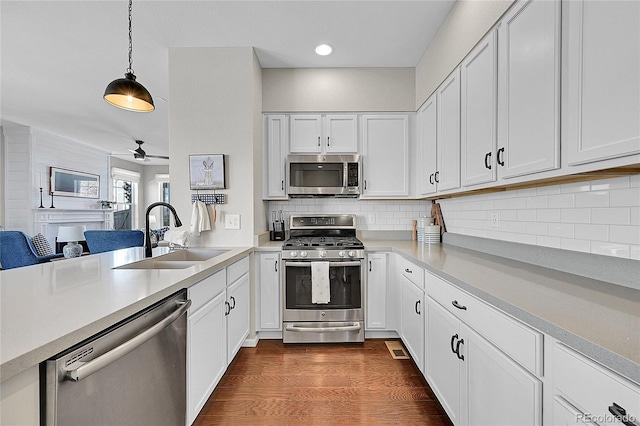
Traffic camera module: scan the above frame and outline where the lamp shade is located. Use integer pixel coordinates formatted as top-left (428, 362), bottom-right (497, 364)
top-left (104, 72), bottom-right (155, 112)
top-left (57, 225), bottom-right (87, 243)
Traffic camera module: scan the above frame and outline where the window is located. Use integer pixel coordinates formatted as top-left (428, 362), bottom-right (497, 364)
top-left (156, 174), bottom-right (170, 227)
top-left (111, 168), bottom-right (140, 230)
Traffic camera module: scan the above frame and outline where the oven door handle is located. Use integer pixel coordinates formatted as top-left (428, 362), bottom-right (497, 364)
top-left (285, 322), bottom-right (362, 333)
top-left (284, 261), bottom-right (362, 267)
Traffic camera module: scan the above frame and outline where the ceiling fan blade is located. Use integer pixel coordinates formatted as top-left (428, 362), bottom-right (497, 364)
top-left (146, 154), bottom-right (170, 160)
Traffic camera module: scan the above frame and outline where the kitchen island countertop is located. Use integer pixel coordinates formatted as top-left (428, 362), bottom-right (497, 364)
top-left (0, 246), bottom-right (252, 382)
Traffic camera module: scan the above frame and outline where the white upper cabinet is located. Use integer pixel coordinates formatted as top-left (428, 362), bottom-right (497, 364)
top-left (417, 95), bottom-right (438, 196)
top-left (324, 115), bottom-right (358, 153)
top-left (263, 115), bottom-right (288, 199)
top-left (290, 114), bottom-right (358, 154)
top-left (461, 30), bottom-right (498, 187)
top-left (497, 0), bottom-right (561, 179)
top-left (436, 68), bottom-right (461, 192)
top-left (361, 114), bottom-right (410, 198)
top-left (563, 0), bottom-right (640, 165)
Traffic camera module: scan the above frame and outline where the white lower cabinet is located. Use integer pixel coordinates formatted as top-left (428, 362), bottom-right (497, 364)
top-left (461, 322), bottom-right (542, 426)
top-left (426, 297), bottom-right (542, 426)
top-left (366, 252), bottom-right (389, 330)
top-left (398, 261), bottom-right (425, 374)
top-left (226, 257), bottom-right (250, 363)
top-left (226, 271), bottom-right (250, 363)
top-left (552, 342), bottom-right (640, 426)
top-left (426, 296), bottom-right (463, 424)
top-left (187, 255), bottom-right (250, 425)
top-left (257, 252), bottom-right (281, 331)
top-left (187, 270), bottom-right (227, 425)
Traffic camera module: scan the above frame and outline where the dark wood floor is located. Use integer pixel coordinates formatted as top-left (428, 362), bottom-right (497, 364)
top-left (194, 339), bottom-right (453, 425)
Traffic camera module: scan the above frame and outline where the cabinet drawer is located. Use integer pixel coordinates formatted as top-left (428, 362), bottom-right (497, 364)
top-left (188, 269), bottom-right (226, 312)
top-left (397, 255), bottom-right (424, 289)
top-left (554, 343), bottom-right (640, 426)
top-left (227, 256), bottom-right (250, 284)
top-left (427, 271), bottom-right (543, 376)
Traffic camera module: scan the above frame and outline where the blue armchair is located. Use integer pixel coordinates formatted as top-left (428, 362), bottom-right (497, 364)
top-left (0, 231), bottom-right (63, 270)
top-left (84, 230), bottom-right (145, 254)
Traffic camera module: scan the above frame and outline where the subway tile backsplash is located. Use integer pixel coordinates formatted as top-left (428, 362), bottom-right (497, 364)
top-left (438, 176), bottom-right (640, 260)
top-left (268, 175), bottom-right (640, 260)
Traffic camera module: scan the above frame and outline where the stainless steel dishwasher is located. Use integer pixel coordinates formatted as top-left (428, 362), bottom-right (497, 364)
top-left (43, 290), bottom-right (191, 426)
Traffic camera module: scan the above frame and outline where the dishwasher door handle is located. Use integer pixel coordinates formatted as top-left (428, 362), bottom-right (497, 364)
top-left (64, 298), bottom-right (192, 382)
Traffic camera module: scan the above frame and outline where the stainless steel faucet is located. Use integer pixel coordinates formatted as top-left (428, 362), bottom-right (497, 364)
top-left (145, 202), bottom-right (182, 257)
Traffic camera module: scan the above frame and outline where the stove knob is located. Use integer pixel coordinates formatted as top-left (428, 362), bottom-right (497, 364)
top-left (319, 250), bottom-right (327, 258)
top-left (348, 250), bottom-right (356, 258)
top-left (290, 251), bottom-right (298, 258)
top-left (338, 250), bottom-right (346, 258)
top-left (300, 251), bottom-right (308, 258)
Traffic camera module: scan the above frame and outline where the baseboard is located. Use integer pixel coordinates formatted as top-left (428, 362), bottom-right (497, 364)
top-left (365, 330), bottom-right (400, 339)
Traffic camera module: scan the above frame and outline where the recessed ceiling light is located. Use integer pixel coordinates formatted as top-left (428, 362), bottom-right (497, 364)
top-left (314, 43), bottom-right (333, 56)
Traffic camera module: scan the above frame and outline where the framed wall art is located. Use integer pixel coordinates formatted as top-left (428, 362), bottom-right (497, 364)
top-left (189, 154), bottom-right (226, 190)
top-left (50, 167), bottom-right (100, 199)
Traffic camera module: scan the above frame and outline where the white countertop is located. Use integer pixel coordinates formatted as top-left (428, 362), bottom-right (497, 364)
top-left (362, 239), bottom-right (640, 384)
top-left (0, 246), bottom-right (251, 382)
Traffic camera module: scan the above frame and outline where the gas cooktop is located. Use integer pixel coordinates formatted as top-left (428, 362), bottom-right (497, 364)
top-left (282, 214), bottom-right (364, 260)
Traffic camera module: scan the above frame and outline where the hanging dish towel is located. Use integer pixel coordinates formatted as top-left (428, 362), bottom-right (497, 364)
top-left (190, 200), bottom-right (212, 237)
top-left (311, 261), bottom-right (331, 304)
top-left (163, 229), bottom-right (189, 246)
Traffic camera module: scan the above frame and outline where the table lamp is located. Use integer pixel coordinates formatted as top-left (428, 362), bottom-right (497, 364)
top-left (57, 225), bottom-right (87, 258)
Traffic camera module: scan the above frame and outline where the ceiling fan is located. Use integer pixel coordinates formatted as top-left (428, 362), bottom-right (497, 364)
top-left (127, 140), bottom-right (169, 161)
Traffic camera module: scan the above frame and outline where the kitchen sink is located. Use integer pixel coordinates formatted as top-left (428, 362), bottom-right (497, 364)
top-left (114, 260), bottom-right (202, 270)
top-left (113, 249), bottom-right (230, 270)
top-left (156, 249), bottom-right (230, 262)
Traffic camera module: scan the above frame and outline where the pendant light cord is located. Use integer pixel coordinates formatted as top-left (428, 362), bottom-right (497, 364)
top-left (127, 0), bottom-right (134, 75)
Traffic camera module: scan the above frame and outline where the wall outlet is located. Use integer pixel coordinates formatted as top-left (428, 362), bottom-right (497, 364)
top-left (490, 211), bottom-right (500, 228)
top-left (225, 214), bottom-right (241, 230)
top-left (367, 214), bottom-right (376, 224)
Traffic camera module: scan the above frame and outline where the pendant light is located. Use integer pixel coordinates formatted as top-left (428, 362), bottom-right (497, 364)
top-left (103, 0), bottom-right (154, 112)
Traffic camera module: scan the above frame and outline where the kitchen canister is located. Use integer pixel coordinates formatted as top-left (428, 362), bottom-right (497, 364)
top-left (417, 217), bottom-right (439, 244)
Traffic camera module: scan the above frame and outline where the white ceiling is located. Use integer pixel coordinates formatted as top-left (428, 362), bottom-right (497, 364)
top-left (1, 0), bottom-right (455, 166)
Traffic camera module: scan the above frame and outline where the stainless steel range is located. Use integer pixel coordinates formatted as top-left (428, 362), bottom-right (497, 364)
top-left (282, 214), bottom-right (365, 343)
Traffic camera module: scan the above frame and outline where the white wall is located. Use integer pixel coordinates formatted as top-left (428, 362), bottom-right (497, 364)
top-left (263, 68), bottom-right (415, 112)
top-left (168, 47), bottom-right (264, 247)
top-left (439, 176), bottom-right (640, 260)
top-left (415, 0), bottom-right (514, 109)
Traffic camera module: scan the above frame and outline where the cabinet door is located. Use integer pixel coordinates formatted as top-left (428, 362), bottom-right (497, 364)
top-left (227, 273), bottom-right (250, 363)
top-left (290, 114), bottom-right (322, 153)
top-left (418, 96), bottom-right (438, 196)
top-left (361, 115), bottom-right (409, 198)
top-left (426, 297), bottom-right (462, 424)
top-left (461, 30), bottom-right (497, 187)
top-left (399, 275), bottom-right (424, 373)
top-left (461, 323), bottom-right (542, 426)
top-left (436, 68), bottom-right (461, 192)
top-left (497, 0), bottom-right (560, 178)
top-left (187, 291), bottom-right (227, 425)
top-left (258, 252), bottom-right (281, 330)
top-left (324, 115), bottom-right (358, 153)
top-left (366, 253), bottom-right (388, 330)
top-left (564, 0), bottom-right (640, 165)
top-left (264, 115), bottom-right (288, 199)
top-left (552, 396), bottom-right (596, 426)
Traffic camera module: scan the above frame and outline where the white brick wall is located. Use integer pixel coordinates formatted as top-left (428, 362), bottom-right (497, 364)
top-left (439, 175), bottom-right (640, 260)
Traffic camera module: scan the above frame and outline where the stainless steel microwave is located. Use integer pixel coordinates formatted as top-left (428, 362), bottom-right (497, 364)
top-left (286, 154), bottom-right (360, 197)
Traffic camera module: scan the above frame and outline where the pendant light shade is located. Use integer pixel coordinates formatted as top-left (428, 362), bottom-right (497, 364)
top-left (104, 0), bottom-right (154, 112)
top-left (104, 72), bottom-right (154, 112)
